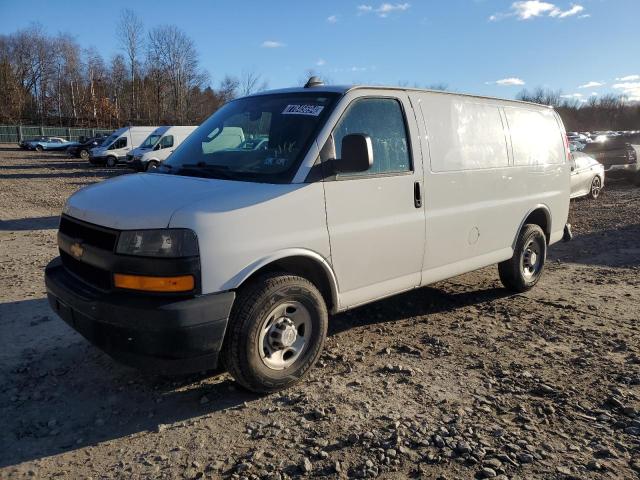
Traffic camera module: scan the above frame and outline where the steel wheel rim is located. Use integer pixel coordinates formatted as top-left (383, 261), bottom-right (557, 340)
top-left (591, 177), bottom-right (601, 198)
top-left (521, 238), bottom-right (542, 280)
top-left (257, 301), bottom-right (312, 371)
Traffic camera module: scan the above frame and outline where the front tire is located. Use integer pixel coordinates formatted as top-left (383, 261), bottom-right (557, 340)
top-left (146, 160), bottom-right (159, 171)
top-left (222, 273), bottom-right (328, 393)
top-left (499, 224), bottom-right (547, 293)
top-left (106, 156), bottom-right (117, 168)
top-left (80, 149), bottom-right (89, 160)
top-left (35, 145), bottom-right (43, 152)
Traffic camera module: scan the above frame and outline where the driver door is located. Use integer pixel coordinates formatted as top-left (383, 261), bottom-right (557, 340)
top-left (322, 94), bottom-right (426, 309)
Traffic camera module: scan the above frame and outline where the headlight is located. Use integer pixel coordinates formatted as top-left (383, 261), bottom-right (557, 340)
top-left (116, 229), bottom-right (198, 257)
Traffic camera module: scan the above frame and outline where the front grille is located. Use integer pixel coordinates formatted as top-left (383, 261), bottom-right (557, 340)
top-left (60, 251), bottom-right (112, 290)
top-left (59, 216), bottom-right (118, 251)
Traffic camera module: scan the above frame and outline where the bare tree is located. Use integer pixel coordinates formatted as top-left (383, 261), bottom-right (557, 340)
top-left (117, 9), bottom-right (143, 121)
top-left (239, 69), bottom-right (269, 96)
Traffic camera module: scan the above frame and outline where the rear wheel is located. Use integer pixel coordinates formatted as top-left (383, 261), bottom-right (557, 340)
top-left (588, 176), bottom-right (602, 199)
top-left (222, 273), bottom-right (328, 393)
top-left (35, 145), bottom-right (43, 152)
top-left (106, 156), bottom-right (117, 168)
top-left (80, 149), bottom-right (89, 160)
top-left (499, 224), bottom-right (547, 293)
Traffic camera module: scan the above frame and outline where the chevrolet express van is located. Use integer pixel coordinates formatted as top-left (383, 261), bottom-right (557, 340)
top-left (126, 126), bottom-right (198, 171)
top-left (45, 80), bottom-right (572, 392)
top-left (90, 126), bottom-right (158, 167)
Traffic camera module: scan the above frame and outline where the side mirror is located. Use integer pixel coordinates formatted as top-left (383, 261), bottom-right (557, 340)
top-left (334, 134), bottom-right (373, 173)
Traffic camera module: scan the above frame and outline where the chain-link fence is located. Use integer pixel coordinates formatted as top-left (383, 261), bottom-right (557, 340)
top-left (0, 125), bottom-right (114, 143)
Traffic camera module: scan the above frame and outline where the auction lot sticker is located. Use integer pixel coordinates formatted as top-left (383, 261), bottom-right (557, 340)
top-left (282, 104), bottom-right (325, 116)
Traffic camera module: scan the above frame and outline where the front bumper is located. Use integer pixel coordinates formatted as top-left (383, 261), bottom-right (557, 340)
top-left (45, 257), bottom-right (235, 373)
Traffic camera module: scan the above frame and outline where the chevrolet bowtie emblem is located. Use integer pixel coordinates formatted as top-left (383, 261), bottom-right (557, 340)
top-left (70, 242), bottom-right (84, 259)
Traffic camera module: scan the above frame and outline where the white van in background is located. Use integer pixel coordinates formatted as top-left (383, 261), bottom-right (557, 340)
top-left (126, 126), bottom-right (197, 171)
top-left (46, 80), bottom-right (572, 393)
top-left (89, 126), bottom-right (158, 167)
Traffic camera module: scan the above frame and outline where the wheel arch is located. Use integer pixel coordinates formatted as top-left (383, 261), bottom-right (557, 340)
top-left (233, 249), bottom-right (339, 313)
top-left (514, 205), bottom-right (552, 246)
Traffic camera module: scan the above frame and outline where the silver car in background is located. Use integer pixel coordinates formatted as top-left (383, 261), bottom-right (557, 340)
top-left (570, 151), bottom-right (605, 199)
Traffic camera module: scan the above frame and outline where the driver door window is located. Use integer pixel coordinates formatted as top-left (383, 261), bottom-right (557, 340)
top-left (159, 135), bottom-right (174, 149)
top-left (333, 98), bottom-right (411, 176)
top-left (110, 137), bottom-right (127, 150)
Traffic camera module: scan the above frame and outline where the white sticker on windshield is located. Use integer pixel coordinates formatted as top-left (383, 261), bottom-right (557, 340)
top-left (282, 104), bottom-right (324, 116)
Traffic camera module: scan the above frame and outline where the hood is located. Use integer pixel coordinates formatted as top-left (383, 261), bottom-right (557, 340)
top-left (63, 173), bottom-right (231, 229)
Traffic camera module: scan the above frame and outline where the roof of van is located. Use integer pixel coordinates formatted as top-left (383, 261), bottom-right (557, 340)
top-left (247, 85), bottom-right (552, 109)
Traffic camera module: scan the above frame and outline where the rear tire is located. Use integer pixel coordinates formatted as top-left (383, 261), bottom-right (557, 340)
top-left (588, 176), bottom-right (602, 199)
top-left (499, 224), bottom-right (547, 293)
top-left (222, 273), bottom-right (328, 393)
top-left (35, 145), bottom-right (43, 152)
top-left (80, 149), bottom-right (89, 160)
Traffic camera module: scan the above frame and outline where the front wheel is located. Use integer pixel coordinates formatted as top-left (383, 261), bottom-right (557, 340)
top-left (105, 156), bottom-right (117, 168)
top-left (80, 149), bottom-right (90, 160)
top-left (146, 160), bottom-right (159, 171)
top-left (35, 145), bottom-right (43, 152)
top-left (499, 224), bottom-right (547, 293)
top-left (222, 273), bottom-right (328, 393)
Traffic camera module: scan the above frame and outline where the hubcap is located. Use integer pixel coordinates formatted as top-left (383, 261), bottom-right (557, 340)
top-left (521, 239), bottom-right (542, 280)
top-left (591, 177), bottom-right (601, 197)
top-left (258, 301), bottom-right (312, 371)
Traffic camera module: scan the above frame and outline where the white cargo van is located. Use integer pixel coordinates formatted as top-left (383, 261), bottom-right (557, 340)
top-left (90, 126), bottom-right (158, 167)
top-left (126, 126), bottom-right (198, 171)
top-left (46, 80), bottom-right (572, 392)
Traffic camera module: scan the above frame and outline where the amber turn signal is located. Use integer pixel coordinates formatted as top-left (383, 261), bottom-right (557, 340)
top-left (113, 273), bottom-right (195, 292)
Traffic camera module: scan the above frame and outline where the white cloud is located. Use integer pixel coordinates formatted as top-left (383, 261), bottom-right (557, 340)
top-left (487, 77), bottom-right (526, 86)
top-left (561, 93), bottom-right (583, 98)
top-left (549, 4), bottom-right (584, 18)
top-left (490, 1), bottom-right (586, 21)
top-left (358, 3), bottom-right (410, 17)
top-left (261, 40), bottom-right (285, 48)
top-left (578, 81), bottom-right (604, 89)
top-left (316, 58), bottom-right (326, 67)
top-left (327, 15), bottom-right (338, 23)
top-left (613, 82), bottom-right (640, 101)
top-left (616, 74), bottom-right (640, 82)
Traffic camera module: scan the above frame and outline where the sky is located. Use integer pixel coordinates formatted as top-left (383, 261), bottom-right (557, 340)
top-left (1, 0), bottom-right (639, 101)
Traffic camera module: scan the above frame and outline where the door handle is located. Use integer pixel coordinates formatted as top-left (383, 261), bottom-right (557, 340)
top-left (414, 181), bottom-right (422, 208)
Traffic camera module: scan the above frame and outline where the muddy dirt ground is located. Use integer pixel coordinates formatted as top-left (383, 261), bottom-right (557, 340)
top-left (1, 145), bottom-right (639, 479)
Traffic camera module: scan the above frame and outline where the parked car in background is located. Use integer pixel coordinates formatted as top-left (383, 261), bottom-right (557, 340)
top-left (19, 136), bottom-right (49, 149)
top-left (582, 137), bottom-right (639, 185)
top-left (570, 151), bottom-right (604, 199)
top-left (89, 126), bottom-right (158, 167)
top-left (126, 126), bottom-right (197, 171)
top-left (29, 137), bottom-right (79, 151)
top-left (67, 135), bottom-right (110, 160)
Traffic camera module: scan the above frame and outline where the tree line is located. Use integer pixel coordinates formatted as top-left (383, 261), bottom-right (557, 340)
top-left (516, 88), bottom-right (640, 132)
top-left (1, 13), bottom-right (638, 131)
top-left (0, 10), bottom-right (268, 128)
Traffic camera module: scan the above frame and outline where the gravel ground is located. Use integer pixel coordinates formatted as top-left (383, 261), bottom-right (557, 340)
top-left (1, 145), bottom-right (639, 480)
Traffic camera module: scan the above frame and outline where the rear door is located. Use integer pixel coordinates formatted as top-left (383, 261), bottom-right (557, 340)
top-left (322, 93), bottom-right (426, 309)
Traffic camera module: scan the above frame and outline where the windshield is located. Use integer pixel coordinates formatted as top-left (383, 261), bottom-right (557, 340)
top-left (100, 134), bottom-right (118, 147)
top-left (160, 93), bottom-right (339, 183)
top-left (140, 133), bottom-right (162, 149)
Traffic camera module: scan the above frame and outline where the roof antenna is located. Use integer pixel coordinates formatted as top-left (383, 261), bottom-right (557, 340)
top-left (304, 76), bottom-right (324, 88)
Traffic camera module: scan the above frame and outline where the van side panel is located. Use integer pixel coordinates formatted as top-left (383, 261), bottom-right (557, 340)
top-left (412, 92), bottom-right (569, 285)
